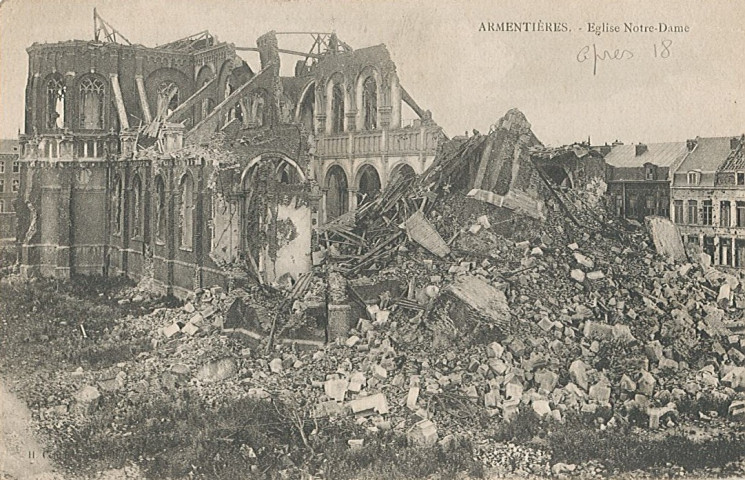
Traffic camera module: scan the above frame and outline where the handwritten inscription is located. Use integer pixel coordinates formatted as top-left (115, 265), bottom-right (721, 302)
top-left (577, 40), bottom-right (673, 75)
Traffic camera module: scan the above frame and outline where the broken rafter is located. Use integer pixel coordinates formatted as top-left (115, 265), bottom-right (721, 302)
top-left (235, 46), bottom-right (323, 59)
top-left (93, 9), bottom-right (131, 45)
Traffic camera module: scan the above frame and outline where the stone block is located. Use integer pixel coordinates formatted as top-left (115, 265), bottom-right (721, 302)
top-left (570, 269), bottom-right (585, 283)
top-left (162, 322), bottom-right (181, 338)
top-left (348, 393), bottom-right (389, 416)
top-left (196, 358), bottom-right (237, 384)
top-left (324, 378), bottom-right (349, 402)
top-left (729, 400), bottom-right (745, 421)
top-left (73, 385), bottom-right (101, 415)
top-left (573, 252), bottom-right (595, 269)
top-left (638, 370), bottom-right (656, 396)
top-left (569, 360), bottom-right (589, 391)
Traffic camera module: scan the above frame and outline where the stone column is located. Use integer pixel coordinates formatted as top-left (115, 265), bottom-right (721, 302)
top-left (714, 236), bottom-right (720, 265)
top-left (64, 72), bottom-right (76, 130)
top-left (348, 187), bottom-right (359, 212)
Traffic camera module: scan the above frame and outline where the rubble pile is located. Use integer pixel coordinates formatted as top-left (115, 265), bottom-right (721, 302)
top-left (16, 110), bottom-right (745, 477)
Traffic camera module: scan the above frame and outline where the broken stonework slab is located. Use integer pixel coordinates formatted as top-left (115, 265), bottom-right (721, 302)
top-left (73, 385), bottom-right (101, 415)
top-left (583, 321), bottom-right (613, 340)
top-left (718, 283), bottom-right (732, 308)
top-left (196, 358), bottom-right (238, 384)
top-left (162, 322), bottom-right (181, 338)
top-left (347, 393), bottom-right (389, 416)
top-left (269, 358), bottom-right (283, 373)
top-left (588, 382), bottom-right (611, 404)
top-left (487, 341), bottom-right (505, 358)
top-left (570, 269), bottom-right (586, 283)
top-left (645, 341), bottom-right (665, 364)
top-left (181, 322), bottom-right (199, 336)
top-left (722, 367), bottom-right (745, 390)
top-left (328, 304), bottom-right (352, 341)
top-left (638, 370), bottom-right (657, 396)
top-left (532, 399), bottom-right (551, 417)
top-left (573, 252), bottom-right (595, 270)
top-left (612, 324), bottom-right (635, 343)
top-left (534, 370), bottom-right (559, 392)
top-left (407, 386), bottom-right (420, 410)
top-left (407, 419), bottom-right (438, 447)
top-left (586, 271), bottom-right (605, 281)
top-left (324, 378), bottom-right (349, 402)
top-left (467, 188), bottom-right (546, 221)
top-left (314, 400), bottom-right (348, 418)
top-left (649, 403), bottom-right (677, 429)
top-left (405, 210), bottom-right (451, 258)
top-left (729, 400), bottom-right (745, 421)
top-left (569, 360), bottom-right (589, 391)
top-left (645, 216), bottom-right (686, 262)
top-left (441, 276), bottom-right (511, 330)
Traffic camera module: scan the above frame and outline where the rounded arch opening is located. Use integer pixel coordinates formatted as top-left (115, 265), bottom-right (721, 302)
top-left (325, 165), bottom-right (349, 220)
top-left (296, 81), bottom-right (316, 134)
top-left (389, 163), bottom-right (416, 186)
top-left (356, 164), bottom-right (381, 206)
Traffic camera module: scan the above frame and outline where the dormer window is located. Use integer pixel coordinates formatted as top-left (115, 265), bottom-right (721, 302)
top-left (645, 165), bottom-right (655, 180)
top-left (687, 171), bottom-right (700, 185)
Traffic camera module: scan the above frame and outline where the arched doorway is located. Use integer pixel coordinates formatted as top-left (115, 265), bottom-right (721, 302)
top-left (325, 165), bottom-right (348, 220)
top-left (356, 164), bottom-right (381, 207)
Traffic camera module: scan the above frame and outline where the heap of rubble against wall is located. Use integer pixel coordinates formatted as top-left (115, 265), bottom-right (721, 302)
top-left (29, 111), bottom-right (745, 477)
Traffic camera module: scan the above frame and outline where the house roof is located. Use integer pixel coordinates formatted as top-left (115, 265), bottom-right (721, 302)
top-left (0, 139), bottom-right (19, 155)
top-left (677, 137), bottom-right (734, 172)
top-left (717, 136), bottom-right (745, 171)
top-left (604, 142), bottom-right (688, 168)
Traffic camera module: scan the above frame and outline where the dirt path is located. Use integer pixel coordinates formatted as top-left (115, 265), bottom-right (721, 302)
top-left (0, 379), bottom-right (62, 480)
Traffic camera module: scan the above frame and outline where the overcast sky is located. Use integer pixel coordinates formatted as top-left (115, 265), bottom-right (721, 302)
top-left (1, 0), bottom-right (743, 146)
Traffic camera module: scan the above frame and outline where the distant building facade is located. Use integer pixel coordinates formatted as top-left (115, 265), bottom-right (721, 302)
top-left (671, 136), bottom-right (745, 266)
top-left (0, 139), bottom-right (20, 244)
top-left (605, 142), bottom-right (689, 222)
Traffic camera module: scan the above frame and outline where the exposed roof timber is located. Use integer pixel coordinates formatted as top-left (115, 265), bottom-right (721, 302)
top-left (93, 8), bottom-right (131, 45)
top-left (401, 87), bottom-right (426, 119)
top-left (156, 30), bottom-right (215, 52)
top-left (235, 46), bottom-right (323, 59)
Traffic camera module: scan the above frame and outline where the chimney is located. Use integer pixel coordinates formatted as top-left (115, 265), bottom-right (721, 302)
top-left (635, 143), bottom-right (648, 156)
top-left (612, 139), bottom-right (624, 147)
top-left (686, 139), bottom-right (697, 151)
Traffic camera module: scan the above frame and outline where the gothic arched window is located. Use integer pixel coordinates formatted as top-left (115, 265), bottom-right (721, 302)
top-left (80, 77), bottom-right (105, 130)
top-left (46, 77), bottom-right (65, 130)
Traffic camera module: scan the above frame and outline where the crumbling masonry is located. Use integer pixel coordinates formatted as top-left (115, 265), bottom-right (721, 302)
top-left (15, 26), bottom-right (443, 296)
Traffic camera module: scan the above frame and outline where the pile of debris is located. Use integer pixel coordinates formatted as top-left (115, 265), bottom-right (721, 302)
top-left (29, 109), bottom-right (745, 476)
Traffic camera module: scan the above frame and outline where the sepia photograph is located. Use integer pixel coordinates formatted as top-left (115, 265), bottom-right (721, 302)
top-left (0, 0), bottom-right (744, 478)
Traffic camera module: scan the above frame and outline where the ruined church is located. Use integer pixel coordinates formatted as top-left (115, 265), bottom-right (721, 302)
top-left (16, 19), bottom-right (443, 297)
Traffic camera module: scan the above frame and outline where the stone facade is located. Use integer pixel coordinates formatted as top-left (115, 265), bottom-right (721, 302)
top-left (672, 136), bottom-right (745, 267)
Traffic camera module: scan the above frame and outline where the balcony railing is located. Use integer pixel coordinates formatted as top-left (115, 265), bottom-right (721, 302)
top-left (316, 124), bottom-right (442, 158)
top-left (20, 133), bottom-right (121, 160)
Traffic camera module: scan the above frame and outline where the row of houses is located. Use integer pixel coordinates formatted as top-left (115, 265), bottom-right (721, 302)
top-left (604, 135), bottom-right (745, 267)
